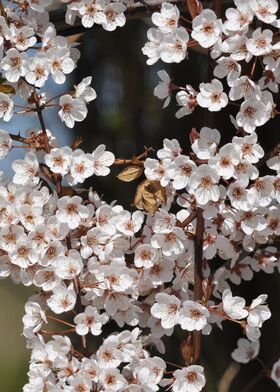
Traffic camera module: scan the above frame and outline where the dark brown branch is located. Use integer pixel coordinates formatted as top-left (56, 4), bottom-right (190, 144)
top-left (193, 207), bottom-right (204, 363)
top-left (9, 133), bottom-right (29, 144)
top-left (214, 0), bottom-right (222, 18)
top-left (33, 90), bottom-right (51, 154)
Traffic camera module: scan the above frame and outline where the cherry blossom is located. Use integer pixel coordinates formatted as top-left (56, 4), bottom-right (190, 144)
top-left (231, 338), bottom-right (260, 363)
top-left (222, 289), bottom-right (248, 320)
top-left (154, 70), bottom-right (172, 108)
top-left (151, 2), bottom-right (180, 34)
top-left (56, 195), bottom-right (90, 229)
top-left (0, 1), bottom-right (278, 390)
top-left (178, 301), bottom-right (209, 331)
top-left (151, 293), bottom-right (181, 329)
top-left (189, 164), bottom-right (220, 205)
top-left (197, 79), bottom-right (228, 112)
top-left (0, 129), bottom-right (12, 159)
top-left (172, 365), bottom-right (206, 392)
top-left (74, 306), bottom-right (109, 335)
top-left (58, 94), bottom-right (88, 128)
top-left (192, 9), bottom-right (222, 49)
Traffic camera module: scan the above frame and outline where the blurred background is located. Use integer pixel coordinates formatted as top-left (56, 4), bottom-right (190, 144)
top-left (0, 11), bottom-right (280, 392)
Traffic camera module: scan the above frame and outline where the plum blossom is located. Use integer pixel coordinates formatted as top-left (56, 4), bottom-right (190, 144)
top-left (102, 2), bottom-right (126, 31)
top-left (154, 70), bottom-right (172, 108)
top-left (189, 164), bottom-right (220, 205)
top-left (160, 27), bottom-right (189, 64)
top-left (197, 79), bottom-right (228, 112)
top-left (246, 28), bottom-right (273, 56)
top-left (1, 49), bottom-right (28, 82)
top-left (116, 210), bottom-right (144, 237)
top-left (54, 249), bottom-right (83, 279)
top-left (191, 127), bottom-right (220, 160)
top-left (192, 9), bottom-right (222, 48)
top-left (175, 86), bottom-right (197, 118)
top-left (74, 76), bottom-right (97, 103)
top-left (172, 365), bottom-right (206, 392)
top-left (58, 94), bottom-right (87, 128)
top-left (151, 2), bottom-right (180, 34)
top-left (74, 306), bottom-right (108, 335)
top-left (222, 289), bottom-right (248, 320)
top-left (56, 195), bottom-right (90, 229)
top-left (45, 146), bottom-right (73, 175)
top-left (92, 144), bottom-right (115, 176)
top-left (236, 99), bottom-right (270, 133)
top-left (213, 56), bottom-right (241, 86)
top-left (178, 301), bottom-right (209, 331)
top-left (47, 283), bottom-right (77, 314)
top-left (151, 293), bottom-right (181, 329)
top-left (0, 1), bottom-right (278, 391)
top-left (250, 0), bottom-right (278, 24)
top-left (0, 93), bottom-right (13, 122)
top-left (0, 129), bottom-right (12, 159)
top-left (142, 28), bottom-right (164, 65)
top-left (231, 338), bottom-right (260, 363)
top-left (12, 152), bottom-right (39, 186)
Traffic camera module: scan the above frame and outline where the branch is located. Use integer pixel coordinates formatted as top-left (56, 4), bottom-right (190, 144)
top-left (193, 207), bottom-right (204, 363)
top-left (33, 90), bottom-right (51, 154)
top-left (214, 0), bottom-right (222, 18)
top-left (218, 362), bottom-right (240, 392)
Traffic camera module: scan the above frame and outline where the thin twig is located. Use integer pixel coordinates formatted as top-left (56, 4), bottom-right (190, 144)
top-left (33, 90), bottom-right (51, 153)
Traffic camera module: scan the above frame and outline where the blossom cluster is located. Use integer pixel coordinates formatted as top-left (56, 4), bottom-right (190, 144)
top-left (0, 125), bottom-right (279, 390)
top-left (0, 0), bottom-right (279, 391)
top-left (151, 0), bottom-right (280, 135)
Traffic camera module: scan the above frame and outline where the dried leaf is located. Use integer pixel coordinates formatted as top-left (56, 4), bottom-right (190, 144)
top-left (187, 0), bottom-right (203, 19)
top-left (117, 165), bottom-right (144, 182)
top-left (0, 84), bottom-right (15, 94)
top-left (142, 188), bottom-right (158, 213)
top-left (134, 180), bottom-right (166, 214)
top-left (155, 184), bottom-right (167, 205)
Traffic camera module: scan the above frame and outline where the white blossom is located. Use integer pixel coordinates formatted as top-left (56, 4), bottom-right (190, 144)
top-left (197, 79), bottom-right (228, 112)
top-left (192, 9), bottom-right (222, 48)
top-left (74, 306), bottom-right (108, 335)
top-left (178, 300), bottom-right (209, 331)
top-left (172, 365), bottom-right (206, 392)
top-left (231, 338), bottom-right (259, 363)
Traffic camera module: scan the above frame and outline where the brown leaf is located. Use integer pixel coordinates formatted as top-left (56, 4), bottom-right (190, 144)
top-left (0, 84), bottom-right (15, 94)
top-left (117, 165), bottom-right (144, 182)
top-left (134, 179), bottom-right (146, 207)
top-left (187, 0), bottom-right (203, 19)
top-left (134, 180), bottom-right (166, 214)
top-left (142, 188), bottom-right (158, 214)
top-left (155, 184), bottom-right (167, 205)
top-left (134, 180), bottom-right (154, 212)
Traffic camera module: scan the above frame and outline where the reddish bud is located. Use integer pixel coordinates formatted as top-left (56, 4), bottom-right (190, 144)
top-left (189, 127), bottom-right (200, 144)
top-left (187, 0), bottom-right (203, 19)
